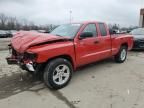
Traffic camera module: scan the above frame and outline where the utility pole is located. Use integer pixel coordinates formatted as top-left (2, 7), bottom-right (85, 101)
top-left (69, 10), bottom-right (72, 24)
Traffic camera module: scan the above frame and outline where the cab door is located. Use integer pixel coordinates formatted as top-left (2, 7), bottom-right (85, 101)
top-left (75, 23), bottom-right (102, 66)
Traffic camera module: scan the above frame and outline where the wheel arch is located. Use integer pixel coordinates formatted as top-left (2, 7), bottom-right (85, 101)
top-left (45, 54), bottom-right (75, 70)
top-left (121, 43), bottom-right (128, 49)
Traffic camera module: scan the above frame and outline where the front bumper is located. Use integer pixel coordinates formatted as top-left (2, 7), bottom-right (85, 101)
top-left (6, 57), bottom-right (35, 72)
top-left (6, 57), bottom-right (18, 65)
top-left (133, 40), bottom-right (144, 49)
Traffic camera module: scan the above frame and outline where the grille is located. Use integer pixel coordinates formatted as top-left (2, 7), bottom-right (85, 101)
top-left (137, 38), bottom-right (144, 42)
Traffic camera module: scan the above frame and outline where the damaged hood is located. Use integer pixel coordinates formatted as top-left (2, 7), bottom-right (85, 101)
top-left (11, 31), bottom-right (68, 53)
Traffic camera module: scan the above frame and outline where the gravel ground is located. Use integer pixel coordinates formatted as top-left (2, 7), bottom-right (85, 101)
top-left (0, 50), bottom-right (144, 108)
top-left (0, 38), bottom-right (11, 50)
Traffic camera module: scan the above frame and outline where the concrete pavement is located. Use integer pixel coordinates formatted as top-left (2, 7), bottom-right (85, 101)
top-left (0, 50), bottom-right (144, 108)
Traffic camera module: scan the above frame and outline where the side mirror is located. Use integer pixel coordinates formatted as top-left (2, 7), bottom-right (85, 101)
top-left (79, 32), bottom-right (93, 39)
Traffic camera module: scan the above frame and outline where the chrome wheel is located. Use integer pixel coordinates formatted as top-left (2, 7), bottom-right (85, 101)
top-left (120, 49), bottom-right (126, 61)
top-left (53, 64), bottom-right (70, 85)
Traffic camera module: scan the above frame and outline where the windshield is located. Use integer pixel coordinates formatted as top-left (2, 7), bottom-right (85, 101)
top-left (50, 24), bottom-right (82, 38)
top-left (131, 28), bottom-right (144, 35)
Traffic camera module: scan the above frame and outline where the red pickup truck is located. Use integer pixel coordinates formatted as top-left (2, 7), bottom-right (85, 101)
top-left (6, 21), bottom-right (133, 89)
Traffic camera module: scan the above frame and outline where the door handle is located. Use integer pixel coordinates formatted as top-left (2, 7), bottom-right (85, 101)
top-left (94, 41), bottom-right (99, 44)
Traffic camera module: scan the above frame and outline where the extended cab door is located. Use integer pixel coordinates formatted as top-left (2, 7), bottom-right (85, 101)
top-left (75, 23), bottom-right (103, 66)
top-left (97, 23), bottom-right (112, 58)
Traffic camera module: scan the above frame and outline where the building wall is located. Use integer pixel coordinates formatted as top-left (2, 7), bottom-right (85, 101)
top-left (139, 9), bottom-right (144, 27)
top-left (139, 15), bottom-right (143, 27)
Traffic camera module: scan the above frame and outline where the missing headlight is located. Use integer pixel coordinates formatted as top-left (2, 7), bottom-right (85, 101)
top-left (24, 52), bottom-right (37, 61)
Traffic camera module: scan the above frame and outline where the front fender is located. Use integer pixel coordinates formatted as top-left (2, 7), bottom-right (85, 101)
top-left (27, 41), bottom-right (76, 67)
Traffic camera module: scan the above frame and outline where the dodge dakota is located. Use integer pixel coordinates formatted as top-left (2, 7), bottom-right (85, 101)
top-left (6, 21), bottom-right (133, 89)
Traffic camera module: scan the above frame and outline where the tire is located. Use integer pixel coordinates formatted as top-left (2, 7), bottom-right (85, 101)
top-left (43, 58), bottom-right (73, 90)
top-left (114, 46), bottom-right (127, 63)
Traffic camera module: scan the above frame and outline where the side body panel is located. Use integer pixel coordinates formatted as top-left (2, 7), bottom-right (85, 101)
top-left (74, 22), bottom-right (112, 67)
top-left (111, 34), bottom-right (134, 56)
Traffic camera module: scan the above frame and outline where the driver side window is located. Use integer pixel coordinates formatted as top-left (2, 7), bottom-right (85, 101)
top-left (82, 24), bottom-right (97, 37)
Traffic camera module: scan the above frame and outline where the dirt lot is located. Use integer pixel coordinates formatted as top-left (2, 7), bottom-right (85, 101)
top-left (0, 50), bottom-right (144, 108)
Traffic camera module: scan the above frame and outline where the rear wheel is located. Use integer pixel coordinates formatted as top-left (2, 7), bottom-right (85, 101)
top-left (43, 58), bottom-right (73, 89)
top-left (115, 46), bottom-right (127, 63)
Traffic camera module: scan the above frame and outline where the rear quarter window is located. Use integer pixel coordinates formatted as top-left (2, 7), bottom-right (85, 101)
top-left (98, 23), bottom-right (107, 36)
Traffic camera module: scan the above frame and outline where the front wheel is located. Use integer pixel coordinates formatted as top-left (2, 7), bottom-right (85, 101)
top-left (114, 46), bottom-right (127, 63)
top-left (43, 58), bottom-right (73, 90)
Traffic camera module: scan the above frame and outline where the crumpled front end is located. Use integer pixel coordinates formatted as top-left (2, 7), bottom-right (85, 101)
top-left (6, 31), bottom-right (69, 72)
top-left (6, 45), bottom-right (38, 72)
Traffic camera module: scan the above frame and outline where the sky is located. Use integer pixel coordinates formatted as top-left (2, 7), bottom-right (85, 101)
top-left (0, 0), bottom-right (143, 27)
